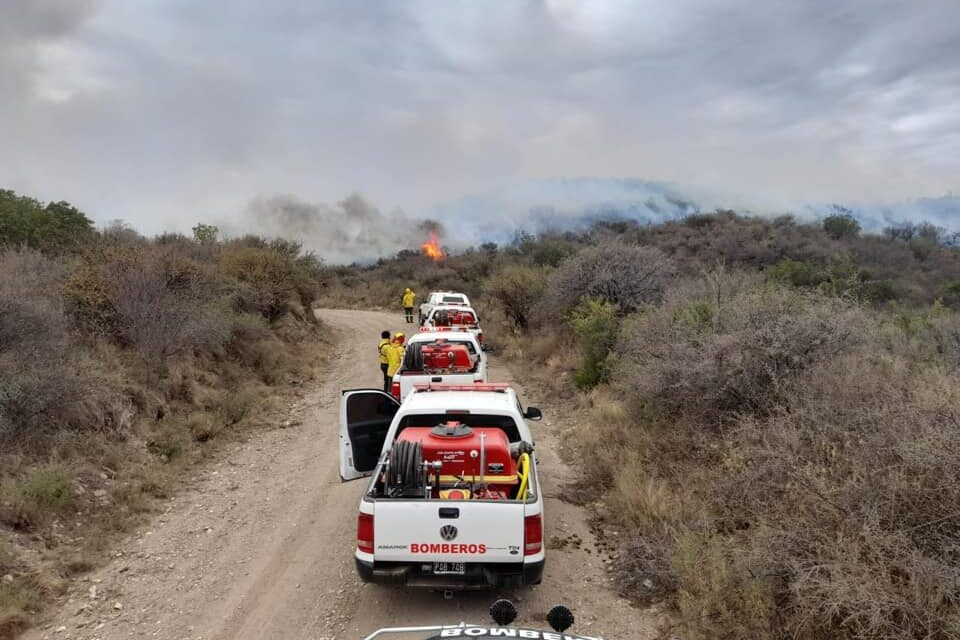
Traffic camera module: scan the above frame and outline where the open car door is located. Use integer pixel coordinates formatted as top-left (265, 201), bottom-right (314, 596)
top-left (339, 389), bottom-right (400, 481)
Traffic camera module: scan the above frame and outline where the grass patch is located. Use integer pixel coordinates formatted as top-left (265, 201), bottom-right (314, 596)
top-left (0, 466), bottom-right (73, 531)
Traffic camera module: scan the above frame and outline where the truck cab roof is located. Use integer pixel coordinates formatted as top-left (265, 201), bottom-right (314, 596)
top-left (410, 330), bottom-right (478, 344)
top-left (401, 385), bottom-right (517, 414)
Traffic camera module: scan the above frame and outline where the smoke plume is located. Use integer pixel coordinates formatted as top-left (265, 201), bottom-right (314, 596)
top-left (224, 193), bottom-right (444, 264)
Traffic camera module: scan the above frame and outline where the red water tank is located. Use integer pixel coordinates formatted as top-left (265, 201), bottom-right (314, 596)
top-left (396, 423), bottom-right (517, 484)
top-left (433, 310), bottom-right (477, 327)
top-left (421, 342), bottom-right (472, 372)
top-left (450, 310), bottom-right (476, 326)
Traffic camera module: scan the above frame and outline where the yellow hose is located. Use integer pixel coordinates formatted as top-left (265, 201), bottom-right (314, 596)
top-left (516, 452), bottom-right (531, 500)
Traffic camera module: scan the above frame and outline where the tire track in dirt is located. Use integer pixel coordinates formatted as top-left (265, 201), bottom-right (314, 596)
top-left (23, 309), bottom-right (658, 640)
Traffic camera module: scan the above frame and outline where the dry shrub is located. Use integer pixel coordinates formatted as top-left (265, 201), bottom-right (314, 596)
top-left (543, 242), bottom-right (674, 318)
top-left (220, 239), bottom-right (321, 321)
top-left (145, 421), bottom-right (194, 462)
top-left (0, 571), bottom-right (53, 639)
top-left (615, 287), bottom-right (864, 424)
top-left (111, 258), bottom-right (228, 369)
top-left (223, 316), bottom-right (295, 384)
top-left (671, 531), bottom-right (779, 640)
top-left (209, 387), bottom-right (259, 425)
top-left (717, 354), bottom-right (960, 639)
top-left (185, 411), bottom-right (224, 442)
top-left (596, 292), bottom-right (960, 639)
top-left (0, 205), bottom-right (327, 635)
top-left (0, 250), bottom-right (93, 442)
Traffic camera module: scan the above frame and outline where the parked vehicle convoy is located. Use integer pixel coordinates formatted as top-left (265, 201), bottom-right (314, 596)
top-left (421, 304), bottom-right (484, 347)
top-left (391, 330), bottom-right (487, 400)
top-left (339, 383), bottom-right (544, 589)
top-left (419, 291), bottom-right (471, 325)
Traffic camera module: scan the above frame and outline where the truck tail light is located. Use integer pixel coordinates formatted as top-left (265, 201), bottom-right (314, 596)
top-left (391, 381), bottom-right (401, 400)
top-left (357, 513), bottom-right (374, 554)
top-left (524, 514), bottom-right (542, 556)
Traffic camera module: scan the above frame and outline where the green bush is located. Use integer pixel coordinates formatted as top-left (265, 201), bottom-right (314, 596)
top-left (768, 258), bottom-right (825, 288)
top-left (482, 265), bottom-right (547, 330)
top-left (770, 256), bottom-right (897, 304)
top-left (0, 190), bottom-right (93, 251)
top-left (191, 223), bottom-right (219, 244)
top-left (673, 301), bottom-right (714, 332)
top-left (569, 298), bottom-right (619, 388)
top-left (530, 240), bottom-right (577, 267)
top-left (822, 212), bottom-right (861, 240)
top-left (940, 281), bottom-right (960, 309)
top-left (0, 466), bottom-right (73, 530)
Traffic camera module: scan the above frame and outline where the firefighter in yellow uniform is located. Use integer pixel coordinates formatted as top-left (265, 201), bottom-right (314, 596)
top-left (401, 288), bottom-right (416, 323)
top-left (385, 333), bottom-right (405, 395)
top-left (378, 330), bottom-right (391, 392)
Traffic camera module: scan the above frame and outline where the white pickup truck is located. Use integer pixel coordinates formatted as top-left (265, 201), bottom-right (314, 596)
top-left (339, 384), bottom-right (545, 589)
top-left (390, 330), bottom-right (488, 401)
top-left (422, 305), bottom-right (484, 348)
top-left (419, 291), bottom-right (471, 325)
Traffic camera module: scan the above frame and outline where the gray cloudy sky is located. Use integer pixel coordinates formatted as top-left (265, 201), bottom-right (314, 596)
top-left (1, 0), bottom-right (959, 239)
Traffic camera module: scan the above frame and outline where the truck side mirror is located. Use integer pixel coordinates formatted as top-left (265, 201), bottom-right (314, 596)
top-left (524, 407), bottom-right (542, 421)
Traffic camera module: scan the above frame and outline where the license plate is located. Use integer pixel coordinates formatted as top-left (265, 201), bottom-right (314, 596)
top-left (432, 562), bottom-right (465, 575)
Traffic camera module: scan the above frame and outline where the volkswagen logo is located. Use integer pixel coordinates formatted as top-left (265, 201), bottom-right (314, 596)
top-left (440, 525), bottom-right (458, 541)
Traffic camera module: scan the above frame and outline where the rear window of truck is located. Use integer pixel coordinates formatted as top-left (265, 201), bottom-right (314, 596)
top-left (396, 414), bottom-right (521, 442)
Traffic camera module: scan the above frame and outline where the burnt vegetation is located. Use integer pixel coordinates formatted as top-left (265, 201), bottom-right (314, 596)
top-left (0, 189), bottom-right (327, 636)
top-left (319, 209), bottom-right (960, 640)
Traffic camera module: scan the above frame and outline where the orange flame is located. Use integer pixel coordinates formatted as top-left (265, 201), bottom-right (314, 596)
top-left (421, 231), bottom-right (446, 261)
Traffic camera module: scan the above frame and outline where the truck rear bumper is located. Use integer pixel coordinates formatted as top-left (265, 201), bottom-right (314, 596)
top-left (355, 558), bottom-right (544, 589)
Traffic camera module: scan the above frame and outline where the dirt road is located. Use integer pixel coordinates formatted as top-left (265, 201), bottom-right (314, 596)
top-left (25, 309), bottom-right (656, 640)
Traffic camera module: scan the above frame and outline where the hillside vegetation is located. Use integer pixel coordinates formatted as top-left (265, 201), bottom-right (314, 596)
top-left (319, 211), bottom-right (960, 640)
top-left (0, 189), bottom-right (327, 637)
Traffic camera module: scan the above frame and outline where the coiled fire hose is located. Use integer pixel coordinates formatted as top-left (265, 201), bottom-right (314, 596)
top-left (516, 452), bottom-right (531, 500)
